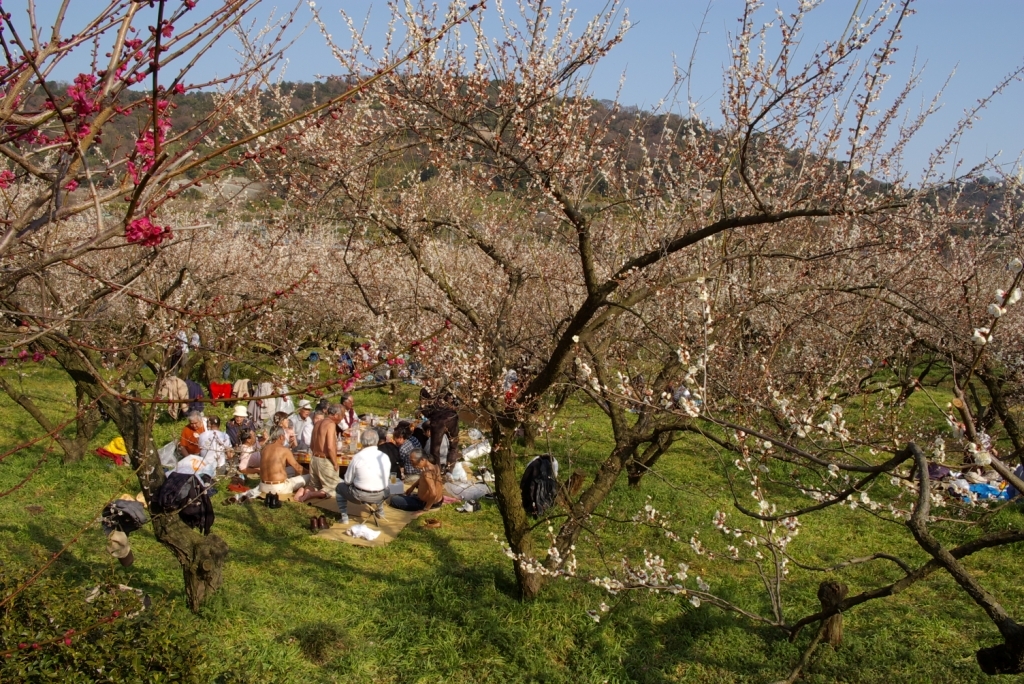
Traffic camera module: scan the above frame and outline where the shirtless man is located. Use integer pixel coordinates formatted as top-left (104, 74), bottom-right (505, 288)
top-left (258, 427), bottom-right (309, 499)
top-left (296, 404), bottom-right (343, 502)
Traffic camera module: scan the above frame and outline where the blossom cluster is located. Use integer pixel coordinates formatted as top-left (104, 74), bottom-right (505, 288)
top-left (125, 217), bottom-right (173, 247)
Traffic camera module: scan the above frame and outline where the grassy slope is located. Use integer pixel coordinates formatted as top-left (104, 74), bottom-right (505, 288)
top-left (1, 363), bottom-right (1023, 683)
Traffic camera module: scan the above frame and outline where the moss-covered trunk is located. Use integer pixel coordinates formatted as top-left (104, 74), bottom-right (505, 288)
top-left (488, 415), bottom-right (544, 599)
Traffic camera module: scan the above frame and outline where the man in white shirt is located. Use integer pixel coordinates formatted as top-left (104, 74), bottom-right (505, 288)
top-left (290, 399), bottom-right (314, 453)
top-left (196, 415), bottom-right (232, 472)
top-left (335, 429), bottom-right (390, 523)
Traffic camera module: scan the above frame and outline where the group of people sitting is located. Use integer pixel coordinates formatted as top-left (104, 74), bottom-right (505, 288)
top-left (171, 389), bottom-right (459, 523)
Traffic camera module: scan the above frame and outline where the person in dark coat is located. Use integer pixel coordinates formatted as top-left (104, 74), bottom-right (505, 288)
top-left (420, 388), bottom-right (460, 471)
top-left (184, 378), bottom-right (205, 414)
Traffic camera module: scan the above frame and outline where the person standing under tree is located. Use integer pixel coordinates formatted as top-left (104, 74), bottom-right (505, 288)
top-left (296, 404), bottom-right (343, 502)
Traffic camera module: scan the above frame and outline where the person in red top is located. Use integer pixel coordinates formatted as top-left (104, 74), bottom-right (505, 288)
top-left (179, 411), bottom-right (205, 457)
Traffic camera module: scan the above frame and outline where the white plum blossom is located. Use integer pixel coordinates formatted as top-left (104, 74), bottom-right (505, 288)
top-left (968, 442), bottom-right (993, 466)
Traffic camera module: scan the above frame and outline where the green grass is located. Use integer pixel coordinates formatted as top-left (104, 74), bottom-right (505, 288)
top-left (1, 362), bottom-right (1023, 682)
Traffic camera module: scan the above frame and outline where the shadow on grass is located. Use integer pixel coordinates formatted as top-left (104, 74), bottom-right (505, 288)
top-left (612, 603), bottom-right (794, 683)
top-left (239, 509), bottom-right (777, 684)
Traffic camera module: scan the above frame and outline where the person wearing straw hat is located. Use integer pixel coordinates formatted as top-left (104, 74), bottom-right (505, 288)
top-left (226, 404), bottom-right (256, 448)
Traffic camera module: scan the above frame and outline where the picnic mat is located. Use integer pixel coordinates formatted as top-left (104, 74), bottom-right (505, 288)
top-left (308, 497), bottom-right (419, 547)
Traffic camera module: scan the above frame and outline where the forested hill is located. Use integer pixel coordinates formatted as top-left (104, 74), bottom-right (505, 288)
top-left (41, 79), bottom-right (1020, 223)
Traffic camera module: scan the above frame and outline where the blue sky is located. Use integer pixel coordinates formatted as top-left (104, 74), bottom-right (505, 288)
top-left (22, 1), bottom-right (1024, 178)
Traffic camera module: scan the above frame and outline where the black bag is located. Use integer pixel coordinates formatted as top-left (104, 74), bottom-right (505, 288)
top-left (155, 472), bottom-right (215, 536)
top-left (101, 499), bottom-right (148, 535)
top-left (520, 454), bottom-right (558, 518)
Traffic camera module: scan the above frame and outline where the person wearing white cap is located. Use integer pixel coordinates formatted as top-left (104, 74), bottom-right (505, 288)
top-left (226, 404), bottom-right (256, 447)
top-left (291, 399), bottom-right (314, 454)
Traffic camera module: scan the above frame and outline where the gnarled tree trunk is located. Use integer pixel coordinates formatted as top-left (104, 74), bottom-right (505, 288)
top-left (626, 432), bottom-right (675, 487)
top-left (48, 339), bottom-right (230, 612)
top-left (488, 414), bottom-right (544, 599)
top-left (0, 374), bottom-right (98, 463)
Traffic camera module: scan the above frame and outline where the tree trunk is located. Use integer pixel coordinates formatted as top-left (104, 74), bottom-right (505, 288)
top-left (514, 561), bottom-right (544, 599)
top-left (488, 416), bottom-right (543, 599)
top-left (73, 383), bottom-right (102, 460)
top-left (818, 580), bottom-right (848, 648)
top-left (45, 339), bottom-right (230, 612)
top-left (201, 351), bottom-right (220, 388)
top-left (626, 432), bottom-right (674, 487)
top-left (979, 365), bottom-right (1023, 461)
top-left (0, 375), bottom-right (89, 463)
top-left (977, 634), bottom-right (1024, 675)
top-left (522, 421), bottom-right (537, 449)
top-left (179, 350), bottom-right (202, 382)
top-left (550, 442), bottom-right (635, 566)
top-left (152, 514), bottom-right (230, 612)
top-left (112, 392), bottom-right (230, 612)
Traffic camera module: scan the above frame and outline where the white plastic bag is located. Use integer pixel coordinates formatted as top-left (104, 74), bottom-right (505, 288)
top-left (157, 441), bottom-right (178, 469)
top-left (462, 440), bottom-right (491, 462)
top-left (450, 462), bottom-right (468, 482)
top-left (347, 524), bottom-right (381, 541)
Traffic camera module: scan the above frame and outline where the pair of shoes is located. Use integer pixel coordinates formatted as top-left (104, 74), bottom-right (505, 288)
top-left (265, 493), bottom-right (281, 509)
top-left (310, 516), bottom-right (321, 531)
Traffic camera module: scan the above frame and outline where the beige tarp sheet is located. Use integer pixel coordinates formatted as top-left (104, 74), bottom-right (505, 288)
top-left (307, 497), bottom-right (419, 547)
